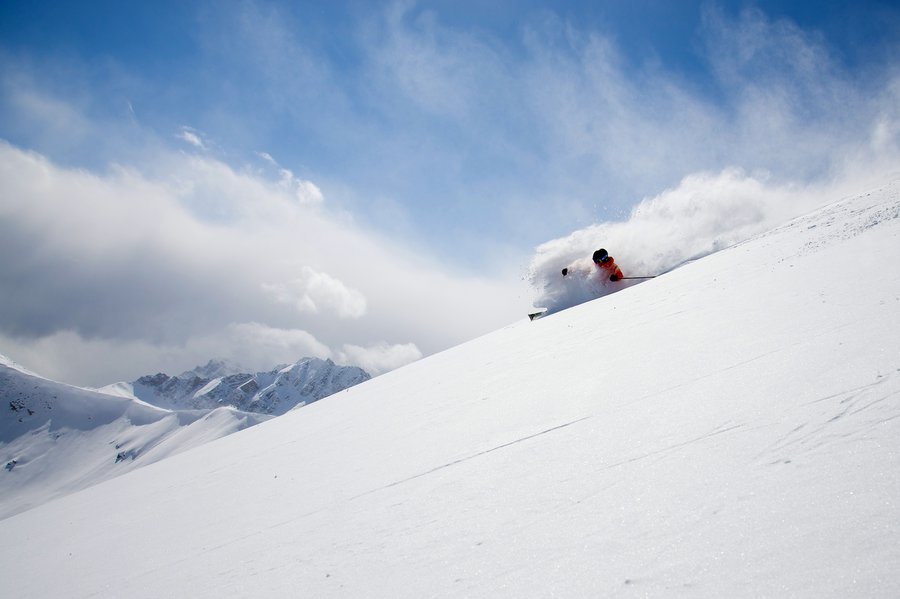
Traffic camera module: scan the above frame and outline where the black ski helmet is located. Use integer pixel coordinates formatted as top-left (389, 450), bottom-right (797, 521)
top-left (592, 248), bottom-right (609, 263)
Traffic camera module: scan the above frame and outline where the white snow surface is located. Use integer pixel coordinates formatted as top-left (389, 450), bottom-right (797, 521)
top-left (1, 180), bottom-right (900, 597)
top-left (0, 361), bottom-right (270, 519)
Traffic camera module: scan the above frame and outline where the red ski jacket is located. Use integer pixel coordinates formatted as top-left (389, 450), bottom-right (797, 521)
top-left (596, 257), bottom-right (624, 281)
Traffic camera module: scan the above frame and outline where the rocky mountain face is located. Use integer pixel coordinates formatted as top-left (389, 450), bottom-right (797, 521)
top-left (129, 358), bottom-right (371, 416)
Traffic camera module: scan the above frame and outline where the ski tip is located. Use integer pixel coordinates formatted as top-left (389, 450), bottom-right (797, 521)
top-left (528, 309), bottom-right (548, 321)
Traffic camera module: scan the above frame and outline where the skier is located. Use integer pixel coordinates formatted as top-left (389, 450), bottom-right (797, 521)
top-left (561, 248), bottom-right (624, 281)
top-left (592, 248), bottom-right (624, 281)
top-left (530, 247), bottom-right (627, 321)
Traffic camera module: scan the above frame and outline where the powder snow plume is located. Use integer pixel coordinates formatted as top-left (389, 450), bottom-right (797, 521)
top-left (527, 168), bottom-right (834, 314)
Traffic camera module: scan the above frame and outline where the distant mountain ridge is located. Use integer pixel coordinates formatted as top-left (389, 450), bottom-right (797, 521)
top-left (180, 358), bottom-right (246, 380)
top-left (0, 355), bottom-right (270, 519)
top-left (2, 355), bottom-right (371, 520)
top-left (106, 357), bottom-right (371, 416)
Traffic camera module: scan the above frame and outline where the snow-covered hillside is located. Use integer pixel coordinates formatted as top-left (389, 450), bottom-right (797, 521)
top-left (102, 357), bottom-right (371, 415)
top-left (0, 355), bottom-right (369, 520)
top-left (1, 180), bottom-right (899, 597)
top-left (0, 357), bottom-right (270, 519)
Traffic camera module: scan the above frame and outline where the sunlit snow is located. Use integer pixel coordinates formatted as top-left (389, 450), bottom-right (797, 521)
top-left (1, 179), bottom-right (899, 597)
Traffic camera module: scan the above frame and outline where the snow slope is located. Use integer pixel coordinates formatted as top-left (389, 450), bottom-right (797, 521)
top-left (1, 180), bottom-right (899, 597)
top-left (0, 359), bottom-right (270, 519)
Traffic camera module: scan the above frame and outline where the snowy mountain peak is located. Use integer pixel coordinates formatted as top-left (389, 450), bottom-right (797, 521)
top-left (127, 357), bottom-right (370, 415)
top-left (1, 359), bottom-right (268, 519)
top-left (178, 358), bottom-right (245, 380)
top-left (0, 352), bottom-right (43, 379)
top-left (0, 355), bottom-right (369, 517)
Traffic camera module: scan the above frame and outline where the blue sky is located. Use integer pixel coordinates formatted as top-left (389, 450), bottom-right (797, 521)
top-left (1, 1), bottom-right (898, 384)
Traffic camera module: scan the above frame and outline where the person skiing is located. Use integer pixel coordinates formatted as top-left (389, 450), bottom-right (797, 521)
top-left (561, 248), bottom-right (624, 281)
top-left (592, 248), bottom-right (623, 281)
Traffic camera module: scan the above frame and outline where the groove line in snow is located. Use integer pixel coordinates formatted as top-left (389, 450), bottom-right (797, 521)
top-left (352, 415), bottom-right (593, 499)
top-left (601, 423), bottom-right (745, 470)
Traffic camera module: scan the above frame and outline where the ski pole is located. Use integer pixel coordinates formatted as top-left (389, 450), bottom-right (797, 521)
top-left (620, 276), bottom-right (656, 280)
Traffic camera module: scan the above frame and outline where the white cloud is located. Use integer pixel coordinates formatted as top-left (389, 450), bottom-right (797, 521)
top-left (0, 323), bottom-right (332, 386)
top-left (224, 322), bottom-right (332, 366)
top-left (337, 341), bottom-right (423, 376)
top-left (256, 151), bottom-right (324, 205)
top-left (0, 323), bottom-right (425, 385)
top-left (0, 138), bottom-right (524, 386)
top-left (263, 267), bottom-right (367, 319)
top-left (177, 126), bottom-right (206, 149)
top-left (292, 178), bottom-right (324, 205)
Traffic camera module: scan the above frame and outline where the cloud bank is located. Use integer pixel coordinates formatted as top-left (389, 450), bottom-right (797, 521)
top-left (0, 141), bottom-right (523, 385)
top-left (1, 2), bottom-right (899, 384)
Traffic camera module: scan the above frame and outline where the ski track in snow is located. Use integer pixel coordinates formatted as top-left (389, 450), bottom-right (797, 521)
top-left (760, 372), bottom-right (900, 464)
top-left (601, 422), bottom-right (746, 471)
top-left (352, 415), bottom-right (594, 500)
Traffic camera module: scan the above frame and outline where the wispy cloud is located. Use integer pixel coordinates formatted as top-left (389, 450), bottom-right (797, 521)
top-left (194, 2), bottom-right (900, 249)
top-left (177, 126), bottom-right (206, 149)
top-left (256, 150), bottom-right (323, 205)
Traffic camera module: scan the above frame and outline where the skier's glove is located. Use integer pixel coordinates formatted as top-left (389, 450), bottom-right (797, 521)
top-left (610, 275), bottom-right (619, 281)
top-left (561, 268), bottom-right (568, 276)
